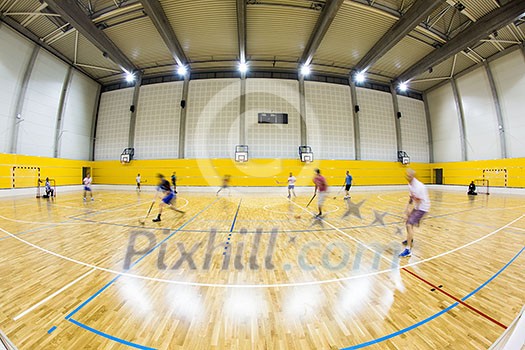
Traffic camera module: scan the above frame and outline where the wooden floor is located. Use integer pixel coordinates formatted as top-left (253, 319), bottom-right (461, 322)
top-left (0, 188), bottom-right (524, 349)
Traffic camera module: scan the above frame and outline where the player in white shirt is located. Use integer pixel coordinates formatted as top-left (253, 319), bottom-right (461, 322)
top-left (287, 172), bottom-right (297, 199)
top-left (136, 173), bottom-right (141, 192)
top-left (83, 173), bottom-right (94, 201)
top-left (399, 169), bottom-right (430, 257)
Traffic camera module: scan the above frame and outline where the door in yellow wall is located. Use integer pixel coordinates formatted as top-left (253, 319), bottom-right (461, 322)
top-left (434, 168), bottom-right (443, 184)
top-left (82, 167), bottom-right (91, 182)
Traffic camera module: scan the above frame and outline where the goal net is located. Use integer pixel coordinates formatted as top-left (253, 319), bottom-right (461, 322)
top-left (12, 166), bottom-right (40, 189)
top-left (473, 179), bottom-right (489, 195)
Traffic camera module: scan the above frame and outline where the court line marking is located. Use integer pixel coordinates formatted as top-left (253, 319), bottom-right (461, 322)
top-left (41, 197), bottom-right (485, 234)
top-left (62, 199), bottom-right (220, 350)
top-left (0, 198), bottom-right (189, 226)
top-left (288, 196), bottom-right (385, 257)
top-left (230, 199), bottom-right (242, 232)
top-left (263, 203), bottom-right (339, 215)
top-left (0, 212), bottom-right (522, 288)
top-left (0, 200), bottom-right (146, 242)
top-left (509, 226), bottom-right (525, 232)
top-left (376, 193), bottom-right (473, 206)
top-left (47, 326), bottom-right (57, 334)
top-left (402, 267), bottom-right (507, 329)
top-left (224, 199), bottom-right (242, 255)
top-left (341, 245), bottom-right (525, 349)
top-left (13, 269), bottom-right (96, 321)
top-left (377, 190), bottom-right (525, 212)
top-left (68, 318), bottom-right (155, 350)
top-left (65, 198), bottom-right (220, 320)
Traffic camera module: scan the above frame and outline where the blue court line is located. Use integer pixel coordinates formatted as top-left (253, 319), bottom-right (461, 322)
top-left (230, 199), bottom-right (242, 232)
top-left (64, 199), bottom-right (219, 345)
top-left (47, 326), bottom-right (57, 334)
top-left (68, 318), bottom-right (155, 350)
top-left (341, 245), bottom-right (525, 349)
top-left (68, 203), bottom-right (485, 235)
top-left (224, 199), bottom-right (242, 255)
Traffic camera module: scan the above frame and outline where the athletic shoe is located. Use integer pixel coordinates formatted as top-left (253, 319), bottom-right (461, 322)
top-left (152, 217), bottom-right (161, 222)
top-left (399, 248), bottom-right (411, 257)
top-left (287, 195), bottom-right (291, 199)
top-left (402, 239), bottom-right (414, 245)
top-left (91, 198), bottom-right (94, 201)
top-left (83, 197), bottom-right (86, 201)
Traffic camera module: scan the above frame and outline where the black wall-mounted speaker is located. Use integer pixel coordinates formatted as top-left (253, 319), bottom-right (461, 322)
top-left (354, 105), bottom-right (360, 113)
top-left (130, 105), bottom-right (135, 112)
top-left (397, 112), bottom-right (402, 119)
top-left (181, 100), bottom-right (186, 108)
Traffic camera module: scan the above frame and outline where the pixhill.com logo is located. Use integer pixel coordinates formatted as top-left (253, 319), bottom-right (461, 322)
top-left (123, 228), bottom-right (402, 273)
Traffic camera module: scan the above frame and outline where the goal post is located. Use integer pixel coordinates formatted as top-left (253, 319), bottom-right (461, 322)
top-left (473, 178), bottom-right (489, 195)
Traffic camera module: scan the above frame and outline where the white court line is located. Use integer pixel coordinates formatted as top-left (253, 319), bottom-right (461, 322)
top-left (376, 193), bottom-right (472, 206)
top-left (287, 196), bottom-right (394, 264)
top-left (1, 211), bottom-right (523, 288)
top-left (13, 269), bottom-right (95, 321)
top-left (262, 203), bottom-right (339, 215)
top-left (0, 198), bottom-right (189, 226)
top-left (509, 226), bottom-right (525, 232)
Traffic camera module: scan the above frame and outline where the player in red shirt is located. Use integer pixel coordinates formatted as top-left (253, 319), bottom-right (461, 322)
top-left (313, 168), bottom-right (328, 217)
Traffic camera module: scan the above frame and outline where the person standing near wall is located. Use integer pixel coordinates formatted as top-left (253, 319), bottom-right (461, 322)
top-left (313, 169), bottom-right (328, 218)
top-left (83, 173), bottom-right (94, 201)
top-left (136, 173), bottom-right (141, 192)
top-left (287, 172), bottom-right (297, 199)
top-left (171, 172), bottom-right (177, 194)
top-left (344, 170), bottom-right (353, 199)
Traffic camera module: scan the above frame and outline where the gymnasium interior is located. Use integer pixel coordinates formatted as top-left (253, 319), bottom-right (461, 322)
top-left (0, 0), bottom-right (525, 349)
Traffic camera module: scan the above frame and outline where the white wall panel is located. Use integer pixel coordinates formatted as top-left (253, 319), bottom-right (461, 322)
top-left (0, 26), bottom-right (34, 153)
top-left (246, 79), bottom-right (300, 158)
top-left (305, 81), bottom-right (354, 160)
top-left (398, 96), bottom-right (429, 163)
top-left (185, 79), bottom-right (240, 158)
top-left (135, 82), bottom-right (183, 159)
top-left (94, 88), bottom-right (134, 160)
top-left (490, 50), bottom-right (525, 158)
top-left (356, 88), bottom-right (397, 161)
top-left (60, 71), bottom-right (99, 160)
top-left (427, 83), bottom-right (462, 162)
top-left (18, 50), bottom-right (68, 157)
top-left (456, 67), bottom-right (500, 160)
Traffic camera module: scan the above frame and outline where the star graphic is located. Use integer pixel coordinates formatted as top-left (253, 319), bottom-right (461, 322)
top-left (371, 210), bottom-right (388, 226)
top-left (341, 199), bottom-right (365, 219)
top-left (310, 216), bottom-right (325, 228)
top-left (288, 235), bottom-right (297, 244)
top-left (395, 226), bottom-right (404, 236)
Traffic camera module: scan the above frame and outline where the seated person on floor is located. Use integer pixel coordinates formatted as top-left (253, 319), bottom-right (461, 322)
top-left (44, 177), bottom-right (54, 198)
top-left (467, 181), bottom-right (477, 196)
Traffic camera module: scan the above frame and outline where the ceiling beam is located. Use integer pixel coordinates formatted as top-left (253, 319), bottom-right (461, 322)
top-left (45, 0), bottom-right (137, 73)
top-left (354, 0), bottom-right (443, 73)
top-left (397, 0), bottom-right (525, 83)
top-left (300, 0), bottom-right (344, 66)
top-left (139, 0), bottom-right (188, 67)
top-left (236, 0), bottom-right (247, 64)
top-left (350, 0), bottom-right (449, 43)
top-left (0, 14), bottom-right (94, 80)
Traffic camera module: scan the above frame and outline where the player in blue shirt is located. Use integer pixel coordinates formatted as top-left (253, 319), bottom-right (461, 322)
top-left (344, 170), bottom-right (353, 199)
top-left (152, 174), bottom-right (184, 222)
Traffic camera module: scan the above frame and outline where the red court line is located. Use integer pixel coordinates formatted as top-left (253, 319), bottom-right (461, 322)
top-left (402, 267), bottom-right (507, 330)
